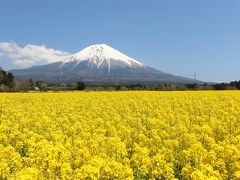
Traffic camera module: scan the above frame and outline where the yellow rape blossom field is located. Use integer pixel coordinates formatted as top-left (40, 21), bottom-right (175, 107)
top-left (0, 91), bottom-right (240, 179)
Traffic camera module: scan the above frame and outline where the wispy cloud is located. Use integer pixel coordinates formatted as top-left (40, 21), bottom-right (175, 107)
top-left (0, 41), bottom-right (71, 68)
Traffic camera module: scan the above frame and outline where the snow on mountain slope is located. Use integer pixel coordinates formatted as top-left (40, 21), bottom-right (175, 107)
top-left (60, 44), bottom-right (145, 73)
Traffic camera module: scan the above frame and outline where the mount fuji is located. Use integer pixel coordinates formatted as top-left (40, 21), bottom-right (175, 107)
top-left (10, 44), bottom-right (199, 84)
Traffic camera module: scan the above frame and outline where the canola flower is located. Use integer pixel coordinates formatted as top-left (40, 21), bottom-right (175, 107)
top-left (0, 91), bottom-right (239, 179)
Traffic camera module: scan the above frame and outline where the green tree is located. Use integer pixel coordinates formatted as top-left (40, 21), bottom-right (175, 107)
top-left (5, 73), bottom-right (14, 88)
top-left (76, 81), bottom-right (85, 90)
top-left (0, 67), bottom-right (4, 81)
top-left (29, 79), bottom-right (34, 88)
top-left (36, 80), bottom-right (44, 91)
top-left (0, 68), bottom-right (14, 88)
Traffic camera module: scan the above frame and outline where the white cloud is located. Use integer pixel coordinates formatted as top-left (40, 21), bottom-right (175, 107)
top-left (0, 41), bottom-right (71, 68)
top-left (13, 59), bottom-right (35, 67)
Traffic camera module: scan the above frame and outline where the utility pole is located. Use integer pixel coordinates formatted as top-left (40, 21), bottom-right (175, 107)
top-left (194, 73), bottom-right (196, 84)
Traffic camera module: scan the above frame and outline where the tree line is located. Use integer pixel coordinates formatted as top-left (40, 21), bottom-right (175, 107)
top-left (1, 67), bottom-right (240, 92)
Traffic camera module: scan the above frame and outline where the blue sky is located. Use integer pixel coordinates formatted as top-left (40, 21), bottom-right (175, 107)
top-left (0, 0), bottom-right (240, 82)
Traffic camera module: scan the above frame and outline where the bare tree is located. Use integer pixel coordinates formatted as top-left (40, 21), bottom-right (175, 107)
top-left (16, 80), bottom-right (32, 92)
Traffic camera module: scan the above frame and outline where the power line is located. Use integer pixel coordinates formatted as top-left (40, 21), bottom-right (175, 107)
top-left (175, 73), bottom-right (240, 79)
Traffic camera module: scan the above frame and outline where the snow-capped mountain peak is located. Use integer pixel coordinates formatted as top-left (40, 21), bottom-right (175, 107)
top-left (11, 43), bottom-right (199, 84)
top-left (67, 44), bottom-right (145, 68)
